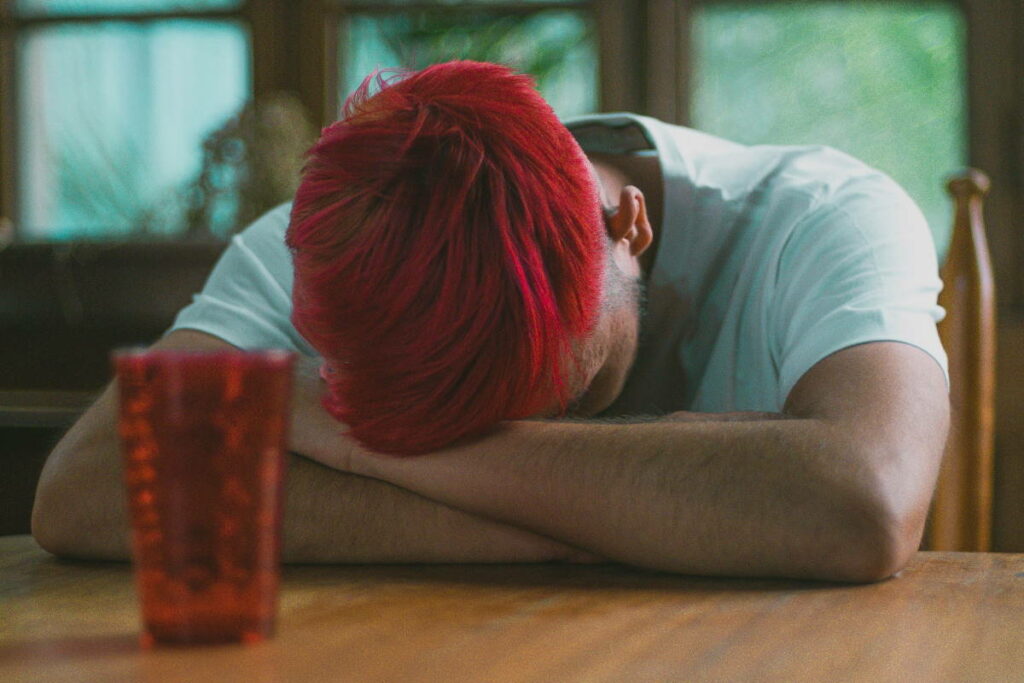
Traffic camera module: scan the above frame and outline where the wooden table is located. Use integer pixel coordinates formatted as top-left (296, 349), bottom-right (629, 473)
top-left (2, 535), bottom-right (1023, 682)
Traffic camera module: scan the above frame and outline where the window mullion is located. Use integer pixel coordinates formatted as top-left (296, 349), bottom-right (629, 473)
top-left (594, 0), bottom-right (643, 113)
top-left (297, 0), bottom-right (331, 127)
top-left (645, 0), bottom-right (690, 125)
top-left (963, 0), bottom-right (1024, 309)
top-left (0, 26), bottom-right (16, 238)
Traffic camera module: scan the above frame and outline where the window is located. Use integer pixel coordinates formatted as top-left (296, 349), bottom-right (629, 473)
top-left (1, 0), bottom-right (1017, 305)
top-left (14, 0), bottom-right (240, 13)
top-left (337, 5), bottom-right (598, 119)
top-left (3, 0), bottom-right (251, 240)
top-left (1, 0), bottom-right (602, 242)
top-left (691, 2), bottom-right (967, 258)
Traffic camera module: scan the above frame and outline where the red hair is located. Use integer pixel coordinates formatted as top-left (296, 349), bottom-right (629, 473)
top-left (287, 61), bottom-right (604, 455)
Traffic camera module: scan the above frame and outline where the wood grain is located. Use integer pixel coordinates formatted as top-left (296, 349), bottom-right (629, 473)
top-left (932, 169), bottom-right (997, 551)
top-left (2, 536), bottom-right (1023, 682)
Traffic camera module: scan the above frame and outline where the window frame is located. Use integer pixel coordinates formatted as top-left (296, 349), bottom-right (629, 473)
top-left (1, 0), bottom-right (1020, 310)
top-left (0, 1), bottom-right (261, 242)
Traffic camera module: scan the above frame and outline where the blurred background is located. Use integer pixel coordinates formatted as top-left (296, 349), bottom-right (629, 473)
top-left (3, 0), bottom-right (973, 243)
top-left (0, 0), bottom-right (1021, 548)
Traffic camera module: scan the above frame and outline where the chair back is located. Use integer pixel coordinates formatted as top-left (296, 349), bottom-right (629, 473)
top-left (928, 169), bottom-right (997, 551)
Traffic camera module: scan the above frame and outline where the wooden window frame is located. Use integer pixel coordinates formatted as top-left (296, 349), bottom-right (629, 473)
top-left (0, 0), bottom-right (1020, 306)
top-left (0, 1), bottom-right (259, 242)
top-left (2, 0), bottom-right (1020, 306)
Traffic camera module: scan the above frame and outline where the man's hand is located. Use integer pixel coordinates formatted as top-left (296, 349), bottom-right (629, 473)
top-left (286, 354), bottom-right (358, 468)
top-left (319, 342), bottom-right (948, 582)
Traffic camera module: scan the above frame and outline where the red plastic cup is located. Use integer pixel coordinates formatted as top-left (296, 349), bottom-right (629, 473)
top-left (114, 349), bottom-right (294, 647)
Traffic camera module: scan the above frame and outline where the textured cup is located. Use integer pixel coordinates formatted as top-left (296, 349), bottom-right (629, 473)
top-left (114, 349), bottom-right (294, 646)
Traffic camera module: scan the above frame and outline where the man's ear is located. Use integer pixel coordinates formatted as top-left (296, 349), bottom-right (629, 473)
top-left (606, 185), bottom-right (653, 257)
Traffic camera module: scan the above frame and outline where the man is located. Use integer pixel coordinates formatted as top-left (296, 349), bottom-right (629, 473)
top-left (32, 61), bottom-right (949, 581)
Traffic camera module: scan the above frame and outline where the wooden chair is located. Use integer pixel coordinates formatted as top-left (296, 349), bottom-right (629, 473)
top-left (927, 169), bottom-right (997, 551)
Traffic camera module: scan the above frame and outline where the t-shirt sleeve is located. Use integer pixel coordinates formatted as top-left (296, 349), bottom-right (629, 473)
top-left (168, 203), bottom-right (316, 356)
top-left (770, 178), bottom-right (948, 406)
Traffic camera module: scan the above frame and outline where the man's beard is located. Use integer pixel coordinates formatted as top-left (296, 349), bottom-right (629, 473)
top-left (603, 257), bottom-right (648, 344)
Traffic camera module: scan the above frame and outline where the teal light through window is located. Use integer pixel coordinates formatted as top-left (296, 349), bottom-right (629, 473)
top-left (14, 0), bottom-right (241, 15)
top-left (17, 21), bottom-right (250, 240)
top-left (339, 9), bottom-right (598, 120)
top-left (692, 2), bottom-right (967, 258)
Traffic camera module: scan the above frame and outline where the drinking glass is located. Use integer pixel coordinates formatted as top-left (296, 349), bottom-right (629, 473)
top-left (114, 348), bottom-right (294, 646)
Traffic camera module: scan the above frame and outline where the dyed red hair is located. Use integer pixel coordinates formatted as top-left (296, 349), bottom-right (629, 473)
top-left (287, 61), bottom-right (604, 455)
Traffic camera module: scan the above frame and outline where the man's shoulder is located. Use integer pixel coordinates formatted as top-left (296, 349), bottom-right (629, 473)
top-left (566, 114), bottom-right (905, 214)
top-left (235, 202), bottom-right (293, 246)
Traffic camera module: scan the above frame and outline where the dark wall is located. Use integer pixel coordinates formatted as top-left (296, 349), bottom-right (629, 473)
top-left (0, 242), bottom-right (223, 535)
top-left (0, 242), bottom-right (223, 391)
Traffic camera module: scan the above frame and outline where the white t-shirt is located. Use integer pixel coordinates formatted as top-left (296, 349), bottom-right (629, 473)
top-left (170, 113), bottom-right (947, 415)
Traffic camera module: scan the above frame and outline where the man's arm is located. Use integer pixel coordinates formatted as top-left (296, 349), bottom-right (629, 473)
top-left (327, 342), bottom-right (948, 582)
top-left (31, 330), bottom-right (587, 563)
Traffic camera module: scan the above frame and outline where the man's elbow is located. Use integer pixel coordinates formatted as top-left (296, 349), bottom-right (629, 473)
top-left (32, 489), bottom-right (125, 561)
top-left (31, 473), bottom-right (70, 557)
top-left (836, 518), bottom-right (919, 584)
top-left (30, 464), bottom-right (85, 558)
top-left (832, 463), bottom-right (930, 584)
top-left (31, 448), bottom-right (130, 561)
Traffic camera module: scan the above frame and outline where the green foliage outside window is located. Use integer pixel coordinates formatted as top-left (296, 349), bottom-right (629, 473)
top-left (693, 2), bottom-right (967, 258)
top-left (342, 10), bottom-right (598, 120)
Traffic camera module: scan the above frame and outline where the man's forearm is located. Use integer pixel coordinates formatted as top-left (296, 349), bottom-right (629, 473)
top-left (281, 453), bottom-right (585, 564)
top-left (32, 385), bottom-right (582, 564)
top-left (347, 418), bottom-right (880, 579)
top-left (339, 344), bottom-right (947, 583)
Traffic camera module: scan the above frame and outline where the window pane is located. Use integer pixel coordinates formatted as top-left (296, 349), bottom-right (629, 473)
top-left (14, 0), bottom-right (241, 15)
top-left (339, 10), bottom-right (597, 120)
top-left (18, 21), bottom-right (250, 240)
top-left (338, 0), bottom-right (582, 4)
top-left (337, 0), bottom-right (582, 5)
top-left (692, 2), bottom-right (966, 258)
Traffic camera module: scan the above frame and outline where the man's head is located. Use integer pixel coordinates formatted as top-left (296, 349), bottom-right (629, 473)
top-left (287, 61), bottom-right (650, 454)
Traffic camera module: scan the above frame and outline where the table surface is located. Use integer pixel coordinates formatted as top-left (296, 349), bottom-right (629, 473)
top-left (2, 535), bottom-right (1023, 682)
